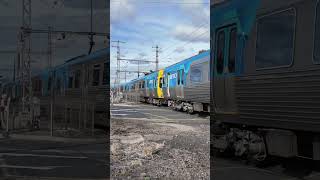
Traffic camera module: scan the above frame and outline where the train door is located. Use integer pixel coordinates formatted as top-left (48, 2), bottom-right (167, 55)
top-left (157, 70), bottom-right (164, 98)
top-left (167, 72), bottom-right (172, 98)
top-left (176, 69), bottom-right (184, 99)
top-left (213, 25), bottom-right (238, 114)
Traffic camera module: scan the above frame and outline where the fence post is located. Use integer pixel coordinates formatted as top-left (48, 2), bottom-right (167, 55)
top-left (92, 104), bottom-right (94, 136)
top-left (6, 109), bottom-right (9, 132)
top-left (50, 99), bottom-right (53, 136)
top-left (64, 103), bottom-right (67, 130)
top-left (84, 101), bottom-right (87, 129)
top-left (79, 104), bottom-right (81, 130)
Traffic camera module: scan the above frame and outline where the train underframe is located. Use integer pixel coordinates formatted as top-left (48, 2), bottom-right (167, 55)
top-left (167, 100), bottom-right (210, 114)
top-left (212, 121), bottom-right (320, 162)
top-left (144, 97), bottom-right (210, 113)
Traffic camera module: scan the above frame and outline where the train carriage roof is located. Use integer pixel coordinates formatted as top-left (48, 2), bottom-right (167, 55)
top-left (55, 48), bottom-right (109, 71)
top-left (33, 48), bottom-right (109, 78)
top-left (211, 0), bottom-right (260, 35)
top-left (164, 50), bottom-right (210, 73)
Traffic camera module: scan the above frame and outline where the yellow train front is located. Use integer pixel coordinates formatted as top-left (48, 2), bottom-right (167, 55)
top-left (121, 70), bottom-right (164, 105)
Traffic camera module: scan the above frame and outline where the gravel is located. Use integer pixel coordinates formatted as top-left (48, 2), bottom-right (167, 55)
top-left (111, 115), bottom-right (210, 179)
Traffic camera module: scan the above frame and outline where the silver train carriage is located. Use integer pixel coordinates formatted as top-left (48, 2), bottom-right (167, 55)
top-left (211, 0), bottom-right (320, 161)
top-left (120, 50), bottom-right (211, 113)
top-left (33, 48), bottom-right (109, 128)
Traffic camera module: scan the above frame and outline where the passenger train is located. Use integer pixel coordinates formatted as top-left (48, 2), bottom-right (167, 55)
top-left (120, 50), bottom-right (210, 114)
top-left (211, 0), bottom-right (320, 161)
top-left (2, 48), bottom-right (109, 128)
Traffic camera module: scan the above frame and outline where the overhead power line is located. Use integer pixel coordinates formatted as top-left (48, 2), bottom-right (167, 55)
top-left (162, 29), bottom-right (209, 60)
top-left (161, 22), bottom-right (209, 54)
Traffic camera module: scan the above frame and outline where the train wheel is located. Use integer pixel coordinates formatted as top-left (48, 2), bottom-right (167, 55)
top-left (249, 135), bottom-right (270, 167)
top-left (187, 108), bottom-right (194, 114)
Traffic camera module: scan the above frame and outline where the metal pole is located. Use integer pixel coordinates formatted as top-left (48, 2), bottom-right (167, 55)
top-left (48, 26), bottom-right (54, 136)
top-left (156, 45), bottom-right (159, 71)
top-left (92, 104), bottom-right (94, 136)
top-left (153, 45), bottom-right (160, 71)
top-left (138, 61), bottom-right (140, 78)
top-left (50, 100), bottom-right (53, 136)
top-left (6, 110), bottom-right (9, 133)
top-left (79, 104), bottom-right (81, 130)
top-left (84, 99), bottom-right (87, 129)
top-left (64, 103), bottom-right (67, 130)
top-left (88, 0), bottom-right (94, 54)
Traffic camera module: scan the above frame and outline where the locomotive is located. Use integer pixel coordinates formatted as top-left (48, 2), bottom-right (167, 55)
top-left (120, 50), bottom-right (210, 113)
top-left (211, 0), bottom-right (320, 161)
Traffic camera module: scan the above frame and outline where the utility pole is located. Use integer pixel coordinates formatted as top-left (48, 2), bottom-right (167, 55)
top-left (112, 40), bottom-right (125, 94)
top-left (48, 26), bottom-right (53, 69)
top-left (152, 45), bottom-right (161, 71)
top-left (138, 60), bottom-right (140, 78)
top-left (20, 0), bottom-right (32, 120)
top-left (48, 26), bottom-right (54, 136)
top-left (88, 0), bottom-right (94, 54)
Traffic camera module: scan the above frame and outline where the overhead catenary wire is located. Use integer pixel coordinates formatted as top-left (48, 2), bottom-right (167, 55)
top-left (160, 21), bottom-right (209, 53)
top-left (162, 29), bottom-right (209, 61)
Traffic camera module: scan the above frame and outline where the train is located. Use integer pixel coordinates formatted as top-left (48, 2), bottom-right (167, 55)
top-left (211, 0), bottom-right (320, 161)
top-left (1, 48), bottom-right (109, 128)
top-left (119, 50), bottom-right (210, 114)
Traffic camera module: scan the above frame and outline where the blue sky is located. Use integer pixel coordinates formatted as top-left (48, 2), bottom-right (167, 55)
top-left (110, 0), bottom-right (210, 84)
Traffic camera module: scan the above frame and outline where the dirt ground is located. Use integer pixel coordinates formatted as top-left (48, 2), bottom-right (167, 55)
top-left (110, 103), bottom-right (210, 179)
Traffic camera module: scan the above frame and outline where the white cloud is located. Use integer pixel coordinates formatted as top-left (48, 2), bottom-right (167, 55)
top-left (172, 24), bottom-right (209, 43)
top-left (174, 46), bottom-right (185, 53)
top-left (179, 0), bottom-right (209, 26)
top-left (110, 0), bottom-right (136, 23)
top-left (139, 52), bottom-right (147, 58)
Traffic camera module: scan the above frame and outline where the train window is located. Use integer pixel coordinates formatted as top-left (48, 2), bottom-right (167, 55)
top-left (228, 28), bottom-right (237, 73)
top-left (181, 69), bottom-right (184, 85)
top-left (150, 80), bottom-right (152, 88)
top-left (74, 70), bottom-right (80, 88)
top-left (48, 77), bottom-right (52, 91)
top-left (314, 2), bottom-right (320, 63)
top-left (177, 70), bottom-right (181, 85)
top-left (39, 80), bottom-right (42, 92)
top-left (216, 30), bottom-right (225, 74)
top-left (159, 77), bottom-right (163, 88)
top-left (190, 65), bottom-right (202, 83)
top-left (68, 76), bottom-right (73, 88)
top-left (256, 9), bottom-right (295, 69)
top-left (163, 75), bottom-right (166, 87)
top-left (103, 62), bottom-right (108, 85)
top-left (92, 65), bottom-right (100, 86)
top-left (56, 78), bottom-right (61, 93)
